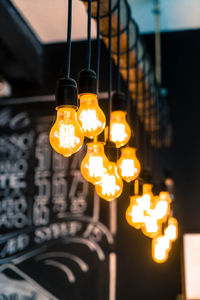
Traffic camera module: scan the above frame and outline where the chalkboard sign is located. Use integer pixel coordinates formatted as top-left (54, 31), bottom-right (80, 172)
top-left (0, 96), bottom-right (117, 300)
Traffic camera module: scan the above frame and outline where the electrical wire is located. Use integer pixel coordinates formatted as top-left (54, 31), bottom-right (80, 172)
top-left (66, 0), bottom-right (72, 78)
top-left (96, 0), bottom-right (101, 94)
top-left (142, 55), bottom-right (147, 169)
top-left (135, 35), bottom-right (139, 150)
top-left (108, 0), bottom-right (112, 140)
top-left (87, 0), bottom-right (92, 69)
top-left (126, 18), bottom-right (131, 126)
top-left (117, 0), bottom-right (121, 92)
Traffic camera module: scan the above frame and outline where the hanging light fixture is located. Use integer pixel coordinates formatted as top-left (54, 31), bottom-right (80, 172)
top-left (152, 235), bottom-right (171, 264)
top-left (95, 159), bottom-right (123, 201)
top-left (81, 142), bottom-right (109, 184)
top-left (117, 147), bottom-right (141, 182)
top-left (126, 195), bottom-right (146, 229)
top-left (164, 217), bottom-right (178, 242)
top-left (77, 70), bottom-right (106, 139)
top-left (77, 0), bottom-right (106, 139)
top-left (94, 0), bottom-right (123, 202)
top-left (110, 92), bottom-right (131, 148)
top-left (49, 0), bottom-right (84, 157)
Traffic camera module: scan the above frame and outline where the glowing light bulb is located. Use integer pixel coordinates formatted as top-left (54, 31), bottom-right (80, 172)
top-left (95, 162), bottom-right (123, 201)
top-left (49, 106), bottom-right (84, 157)
top-left (117, 147), bottom-right (141, 182)
top-left (110, 111), bottom-right (131, 148)
top-left (149, 194), bottom-right (170, 222)
top-left (142, 184), bottom-right (154, 208)
top-left (126, 196), bottom-right (145, 229)
top-left (136, 194), bottom-right (151, 211)
top-left (152, 235), bottom-right (171, 263)
top-left (164, 217), bottom-right (178, 242)
top-left (81, 142), bottom-right (108, 184)
top-left (77, 93), bottom-right (106, 138)
top-left (142, 216), bottom-right (161, 238)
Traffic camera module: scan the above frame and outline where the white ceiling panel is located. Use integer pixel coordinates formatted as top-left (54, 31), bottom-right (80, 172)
top-left (12, 0), bottom-right (97, 43)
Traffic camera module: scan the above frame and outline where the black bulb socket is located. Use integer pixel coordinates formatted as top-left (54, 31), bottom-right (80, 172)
top-left (112, 91), bottom-right (127, 112)
top-left (77, 69), bottom-right (97, 95)
top-left (56, 77), bottom-right (77, 107)
top-left (105, 141), bottom-right (118, 162)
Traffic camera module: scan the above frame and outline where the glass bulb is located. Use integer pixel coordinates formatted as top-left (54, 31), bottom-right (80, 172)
top-left (95, 161), bottom-right (123, 201)
top-left (125, 196), bottom-right (145, 229)
top-left (149, 194), bottom-right (170, 222)
top-left (117, 147), bottom-right (141, 182)
top-left (81, 142), bottom-right (108, 184)
top-left (110, 111), bottom-right (131, 148)
top-left (141, 216), bottom-right (161, 238)
top-left (77, 93), bottom-right (106, 138)
top-left (164, 217), bottom-right (178, 242)
top-left (49, 106), bottom-right (84, 157)
top-left (142, 184), bottom-right (154, 208)
top-left (152, 235), bottom-right (171, 264)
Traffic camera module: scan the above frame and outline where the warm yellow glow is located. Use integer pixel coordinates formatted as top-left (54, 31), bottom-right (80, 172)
top-left (110, 111), bottom-right (131, 148)
top-left (152, 235), bottom-right (171, 263)
top-left (95, 162), bottom-right (123, 201)
top-left (136, 194), bottom-right (151, 211)
top-left (125, 196), bottom-right (146, 229)
top-left (49, 106), bottom-right (84, 157)
top-left (117, 147), bottom-right (141, 182)
top-left (142, 184), bottom-right (154, 208)
top-left (164, 217), bottom-right (178, 242)
top-left (77, 93), bottom-right (106, 138)
top-left (81, 142), bottom-right (108, 184)
top-left (149, 195), bottom-right (169, 222)
top-left (142, 216), bottom-right (161, 238)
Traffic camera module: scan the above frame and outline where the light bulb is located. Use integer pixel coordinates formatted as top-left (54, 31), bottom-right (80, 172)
top-left (136, 194), bottom-right (151, 211)
top-left (149, 194), bottom-right (170, 222)
top-left (164, 217), bottom-right (178, 242)
top-left (141, 216), bottom-right (161, 238)
top-left (142, 184), bottom-right (154, 208)
top-left (81, 142), bottom-right (108, 184)
top-left (126, 196), bottom-right (145, 229)
top-left (117, 147), bottom-right (141, 182)
top-left (95, 161), bottom-right (123, 201)
top-left (49, 106), bottom-right (84, 157)
top-left (152, 235), bottom-right (171, 263)
top-left (77, 93), bottom-right (106, 138)
top-left (110, 111), bottom-right (131, 148)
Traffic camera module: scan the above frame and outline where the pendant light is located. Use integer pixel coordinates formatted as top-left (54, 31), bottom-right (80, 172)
top-left (164, 217), bottom-right (178, 242)
top-left (109, 1), bottom-right (131, 148)
top-left (49, 0), bottom-right (84, 157)
top-left (152, 234), bottom-right (171, 264)
top-left (117, 146), bottom-right (141, 182)
top-left (116, 21), bottom-right (141, 181)
top-left (77, 0), bottom-right (106, 139)
top-left (81, 141), bottom-right (109, 184)
top-left (94, 0), bottom-right (123, 201)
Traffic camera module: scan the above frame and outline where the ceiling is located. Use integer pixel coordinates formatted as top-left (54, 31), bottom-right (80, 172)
top-left (12, 0), bottom-right (97, 43)
top-left (11, 0), bottom-right (200, 44)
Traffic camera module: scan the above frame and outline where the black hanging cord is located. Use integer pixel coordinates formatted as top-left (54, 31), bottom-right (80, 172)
top-left (126, 19), bottom-right (131, 126)
top-left (96, 0), bottom-right (101, 93)
top-left (108, 0), bottom-right (112, 140)
top-left (66, 0), bottom-right (72, 77)
top-left (87, 0), bottom-right (92, 69)
top-left (142, 56), bottom-right (147, 169)
top-left (117, 0), bottom-right (121, 92)
top-left (135, 37), bottom-right (139, 150)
